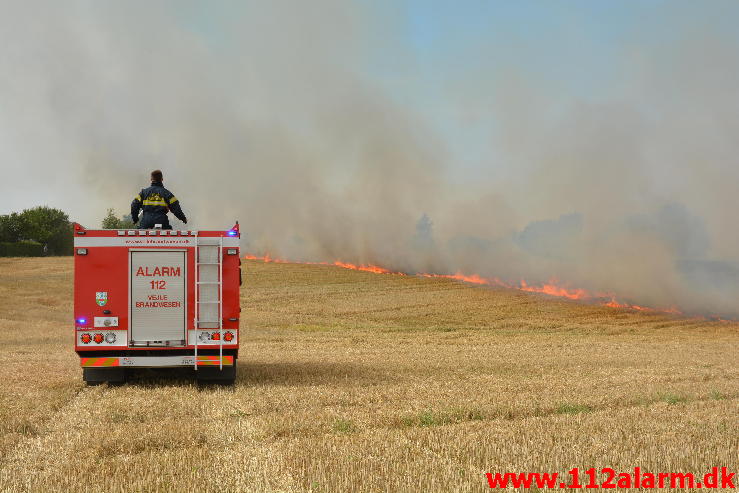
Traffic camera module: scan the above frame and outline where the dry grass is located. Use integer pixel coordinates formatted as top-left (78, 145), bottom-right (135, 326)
top-left (0, 257), bottom-right (736, 492)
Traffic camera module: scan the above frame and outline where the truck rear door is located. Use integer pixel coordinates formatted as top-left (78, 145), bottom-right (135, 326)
top-left (129, 249), bottom-right (187, 346)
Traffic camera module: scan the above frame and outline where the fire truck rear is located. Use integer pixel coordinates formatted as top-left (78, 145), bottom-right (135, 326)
top-left (72, 223), bottom-right (241, 384)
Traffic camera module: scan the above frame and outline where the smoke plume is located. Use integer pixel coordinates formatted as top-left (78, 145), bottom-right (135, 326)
top-left (1, 1), bottom-right (738, 316)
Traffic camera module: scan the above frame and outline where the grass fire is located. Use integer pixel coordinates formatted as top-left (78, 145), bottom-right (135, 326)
top-left (244, 253), bottom-right (692, 317)
top-left (1, 1), bottom-right (738, 492)
top-left (0, 257), bottom-right (737, 492)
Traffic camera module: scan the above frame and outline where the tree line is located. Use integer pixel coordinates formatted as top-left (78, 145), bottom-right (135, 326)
top-left (0, 206), bottom-right (73, 256)
top-left (0, 207), bottom-right (134, 256)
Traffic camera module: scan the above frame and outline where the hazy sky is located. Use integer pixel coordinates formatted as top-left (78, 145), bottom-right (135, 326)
top-left (3, 0), bottom-right (736, 220)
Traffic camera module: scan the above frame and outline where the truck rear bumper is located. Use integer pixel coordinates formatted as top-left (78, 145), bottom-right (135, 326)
top-left (80, 355), bottom-right (234, 367)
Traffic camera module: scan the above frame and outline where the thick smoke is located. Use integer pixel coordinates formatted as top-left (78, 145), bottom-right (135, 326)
top-left (1, 1), bottom-right (738, 316)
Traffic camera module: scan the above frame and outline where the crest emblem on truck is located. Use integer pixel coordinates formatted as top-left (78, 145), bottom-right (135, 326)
top-left (95, 292), bottom-right (108, 306)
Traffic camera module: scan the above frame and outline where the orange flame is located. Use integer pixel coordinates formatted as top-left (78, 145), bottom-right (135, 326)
top-left (419, 272), bottom-right (504, 286)
top-left (519, 279), bottom-right (589, 300)
top-left (244, 254), bottom-right (403, 275)
top-left (332, 260), bottom-right (403, 275)
top-left (244, 253), bottom-right (688, 316)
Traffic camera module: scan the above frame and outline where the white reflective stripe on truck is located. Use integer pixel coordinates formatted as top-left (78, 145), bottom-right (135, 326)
top-left (80, 355), bottom-right (234, 367)
top-left (73, 236), bottom-right (240, 247)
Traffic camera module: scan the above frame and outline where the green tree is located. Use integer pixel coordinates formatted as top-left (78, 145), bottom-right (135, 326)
top-left (102, 208), bottom-right (120, 229)
top-left (101, 209), bottom-right (135, 229)
top-left (0, 212), bottom-right (28, 242)
top-left (20, 206), bottom-right (72, 255)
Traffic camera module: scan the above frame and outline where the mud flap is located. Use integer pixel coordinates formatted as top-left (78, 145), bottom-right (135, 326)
top-left (196, 361), bottom-right (236, 385)
top-left (83, 367), bottom-right (126, 385)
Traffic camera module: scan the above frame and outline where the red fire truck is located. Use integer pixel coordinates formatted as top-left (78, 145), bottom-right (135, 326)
top-left (72, 222), bottom-right (241, 384)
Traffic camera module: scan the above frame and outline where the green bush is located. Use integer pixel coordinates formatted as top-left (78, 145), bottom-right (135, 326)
top-left (21, 206), bottom-right (73, 255)
top-left (0, 241), bottom-right (44, 257)
top-left (0, 206), bottom-right (73, 255)
top-left (102, 208), bottom-right (135, 229)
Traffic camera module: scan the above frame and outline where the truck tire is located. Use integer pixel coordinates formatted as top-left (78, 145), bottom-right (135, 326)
top-left (196, 362), bottom-right (237, 385)
top-left (83, 367), bottom-right (126, 385)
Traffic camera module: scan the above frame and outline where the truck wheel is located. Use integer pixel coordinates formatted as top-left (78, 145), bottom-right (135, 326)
top-left (196, 362), bottom-right (236, 385)
top-left (83, 367), bottom-right (126, 385)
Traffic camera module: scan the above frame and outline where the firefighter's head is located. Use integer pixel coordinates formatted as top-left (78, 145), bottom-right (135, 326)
top-left (151, 169), bottom-right (163, 183)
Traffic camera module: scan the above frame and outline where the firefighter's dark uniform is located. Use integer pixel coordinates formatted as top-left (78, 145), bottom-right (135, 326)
top-left (131, 181), bottom-right (187, 229)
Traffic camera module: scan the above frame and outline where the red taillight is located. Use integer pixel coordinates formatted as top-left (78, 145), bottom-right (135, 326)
top-left (93, 333), bottom-right (104, 344)
top-left (210, 332), bottom-right (221, 341)
top-left (80, 333), bottom-right (92, 344)
top-left (224, 331), bottom-right (234, 342)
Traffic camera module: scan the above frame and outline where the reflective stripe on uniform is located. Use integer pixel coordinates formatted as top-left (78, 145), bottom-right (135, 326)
top-left (168, 196), bottom-right (178, 204)
top-left (134, 194), bottom-right (142, 202)
top-left (142, 199), bottom-right (168, 206)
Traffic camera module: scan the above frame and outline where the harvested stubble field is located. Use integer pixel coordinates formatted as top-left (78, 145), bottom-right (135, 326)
top-left (0, 257), bottom-right (736, 493)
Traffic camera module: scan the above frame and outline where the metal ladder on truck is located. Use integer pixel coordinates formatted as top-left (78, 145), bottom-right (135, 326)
top-left (194, 233), bottom-right (224, 369)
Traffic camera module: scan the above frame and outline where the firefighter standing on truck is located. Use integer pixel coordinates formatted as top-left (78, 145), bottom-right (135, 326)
top-left (131, 170), bottom-right (188, 229)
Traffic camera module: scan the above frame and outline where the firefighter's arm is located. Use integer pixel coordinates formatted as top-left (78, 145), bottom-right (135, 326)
top-left (167, 195), bottom-right (187, 224)
top-left (131, 192), bottom-right (142, 223)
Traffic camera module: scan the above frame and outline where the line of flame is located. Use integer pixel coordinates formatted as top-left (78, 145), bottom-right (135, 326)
top-left (243, 254), bottom-right (687, 316)
top-left (243, 254), bottom-right (406, 275)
